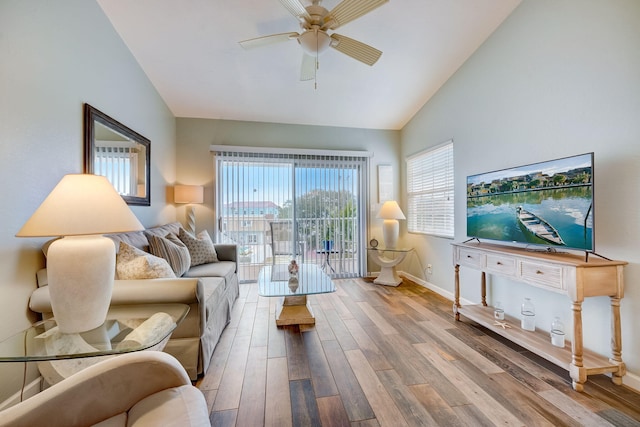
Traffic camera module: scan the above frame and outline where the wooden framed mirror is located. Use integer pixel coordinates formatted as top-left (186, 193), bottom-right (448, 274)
top-left (84, 104), bottom-right (150, 206)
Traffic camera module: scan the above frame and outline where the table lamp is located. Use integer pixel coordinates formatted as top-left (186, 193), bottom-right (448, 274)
top-left (174, 185), bottom-right (204, 235)
top-left (16, 174), bottom-right (144, 333)
top-left (377, 200), bottom-right (405, 249)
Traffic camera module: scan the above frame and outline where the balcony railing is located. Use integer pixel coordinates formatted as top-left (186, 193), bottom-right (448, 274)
top-left (219, 217), bottom-right (360, 282)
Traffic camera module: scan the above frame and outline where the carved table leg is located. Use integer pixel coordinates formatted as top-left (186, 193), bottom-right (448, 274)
top-left (481, 272), bottom-right (487, 306)
top-left (610, 296), bottom-right (626, 385)
top-left (454, 264), bottom-right (460, 320)
top-left (570, 301), bottom-right (586, 391)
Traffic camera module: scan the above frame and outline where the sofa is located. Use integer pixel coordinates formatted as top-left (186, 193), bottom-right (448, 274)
top-left (28, 222), bottom-right (239, 380)
top-left (0, 351), bottom-right (210, 427)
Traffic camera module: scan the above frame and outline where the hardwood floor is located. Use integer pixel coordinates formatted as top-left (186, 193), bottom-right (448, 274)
top-left (196, 278), bottom-right (640, 426)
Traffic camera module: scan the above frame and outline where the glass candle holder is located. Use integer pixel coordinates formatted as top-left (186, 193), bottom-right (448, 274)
top-left (494, 301), bottom-right (504, 320)
top-left (521, 297), bottom-right (535, 331)
top-left (551, 316), bottom-right (565, 347)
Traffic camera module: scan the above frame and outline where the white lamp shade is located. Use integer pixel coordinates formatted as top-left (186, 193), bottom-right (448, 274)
top-left (377, 201), bottom-right (405, 220)
top-left (174, 185), bottom-right (204, 204)
top-left (16, 174), bottom-right (143, 237)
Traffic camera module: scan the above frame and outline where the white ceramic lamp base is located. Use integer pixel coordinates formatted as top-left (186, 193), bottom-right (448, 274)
top-left (382, 219), bottom-right (399, 249)
top-left (47, 235), bottom-right (116, 334)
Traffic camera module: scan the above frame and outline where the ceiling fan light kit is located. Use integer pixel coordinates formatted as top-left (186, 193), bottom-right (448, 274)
top-left (298, 29), bottom-right (332, 55)
top-left (239, 0), bottom-right (389, 82)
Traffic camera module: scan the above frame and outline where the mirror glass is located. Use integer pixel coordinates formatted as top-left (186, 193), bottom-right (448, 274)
top-left (84, 104), bottom-right (150, 206)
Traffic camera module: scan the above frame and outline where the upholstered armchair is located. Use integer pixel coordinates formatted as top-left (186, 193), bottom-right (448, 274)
top-left (0, 351), bottom-right (210, 427)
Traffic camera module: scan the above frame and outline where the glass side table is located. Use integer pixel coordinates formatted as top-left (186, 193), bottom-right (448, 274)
top-left (367, 247), bottom-right (413, 286)
top-left (0, 303), bottom-right (189, 384)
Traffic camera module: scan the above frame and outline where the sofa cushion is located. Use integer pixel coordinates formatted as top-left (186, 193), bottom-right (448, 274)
top-left (116, 242), bottom-right (176, 280)
top-left (183, 261), bottom-right (236, 288)
top-left (107, 230), bottom-right (149, 253)
top-left (178, 229), bottom-right (219, 267)
top-left (147, 233), bottom-right (191, 276)
top-left (107, 222), bottom-right (183, 253)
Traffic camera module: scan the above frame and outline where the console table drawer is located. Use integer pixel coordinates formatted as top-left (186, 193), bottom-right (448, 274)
top-left (486, 255), bottom-right (516, 276)
top-left (457, 248), bottom-right (483, 268)
top-left (520, 261), bottom-right (563, 289)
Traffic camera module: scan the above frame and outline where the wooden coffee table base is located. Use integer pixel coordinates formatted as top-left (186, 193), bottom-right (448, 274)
top-left (275, 295), bottom-right (315, 326)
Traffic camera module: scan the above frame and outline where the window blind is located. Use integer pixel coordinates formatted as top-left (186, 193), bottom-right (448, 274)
top-left (406, 140), bottom-right (454, 238)
top-left (94, 146), bottom-right (138, 196)
top-left (211, 147), bottom-right (369, 281)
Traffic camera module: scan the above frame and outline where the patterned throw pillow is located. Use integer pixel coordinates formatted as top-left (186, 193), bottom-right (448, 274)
top-left (116, 242), bottom-right (176, 280)
top-left (147, 233), bottom-right (191, 276)
top-left (178, 228), bottom-right (219, 267)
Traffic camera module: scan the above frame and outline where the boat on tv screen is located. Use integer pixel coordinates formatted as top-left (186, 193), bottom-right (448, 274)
top-left (466, 153), bottom-right (594, 251)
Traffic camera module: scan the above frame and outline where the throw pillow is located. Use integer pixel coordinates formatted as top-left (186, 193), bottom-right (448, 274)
top-left (146, 233), bottom-right (191, 276)
top-left (178, 228), bottom-right (219, 267)
top-left (116, 242), bottom-right (176, 280)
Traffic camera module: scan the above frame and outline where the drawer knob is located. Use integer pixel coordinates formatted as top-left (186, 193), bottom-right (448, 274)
top-left (496, 261), bottom-right (502, 265)
top-left (536, 270), bottom-right (544, 275)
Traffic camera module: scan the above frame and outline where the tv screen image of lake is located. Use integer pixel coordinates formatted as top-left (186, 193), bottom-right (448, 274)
top-left (467, 186), bottom-right (593, 251)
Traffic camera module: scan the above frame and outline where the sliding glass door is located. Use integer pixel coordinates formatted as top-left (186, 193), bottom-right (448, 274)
top-left (213, 149), bottom-right (368, 282)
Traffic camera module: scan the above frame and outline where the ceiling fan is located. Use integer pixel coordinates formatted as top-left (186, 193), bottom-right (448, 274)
top-left (239, 0), bottom-right (389, 82)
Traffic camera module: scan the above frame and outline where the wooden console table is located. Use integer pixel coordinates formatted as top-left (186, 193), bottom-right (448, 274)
top-left (452, 241), bottom-right (626, 391)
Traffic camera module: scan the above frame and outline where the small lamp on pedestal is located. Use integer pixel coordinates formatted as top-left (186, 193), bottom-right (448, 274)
top-left (174, 185), bottom-right (204, 235)
top-left (377, 201), bottom-right (405, 249)
top-left (16, 174), bottom-right (144, 333)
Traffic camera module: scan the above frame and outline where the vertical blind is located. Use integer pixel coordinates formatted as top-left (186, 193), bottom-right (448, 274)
top-left (211, 146), bottom-right (370, 281)
top-left (94, 146), bottom-right (138, 196)
top-left (406, 140), bottom-right (454, 238)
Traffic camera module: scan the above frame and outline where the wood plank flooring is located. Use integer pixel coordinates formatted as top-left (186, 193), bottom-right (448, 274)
top-left (197, 278), bottom-right (640, 426)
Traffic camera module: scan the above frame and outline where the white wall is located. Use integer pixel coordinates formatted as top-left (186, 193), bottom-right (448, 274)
top-left (175, 117), bottom-right (401, 246)
top-left (401, 0), bottom-right (640, 388)
top-left (0, 0), bottom-right (177, 403)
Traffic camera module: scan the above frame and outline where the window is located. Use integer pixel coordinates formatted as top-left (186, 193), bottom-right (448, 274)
top-left (212, 146), bottom-right (370, 282)
top-left (406, 140), bottom-right (454, 238)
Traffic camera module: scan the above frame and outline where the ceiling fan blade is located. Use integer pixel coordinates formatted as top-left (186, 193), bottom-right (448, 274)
top-left (326, 0), bottom-right (388, 30)
top-left (239, 32), bottom-right (299, 49)
top-left (300, 53), bottom-right (316, 81)
top-left (330, 33), bottom-right (382, 66)
top-left (279, 0), bottom-right (311, 20)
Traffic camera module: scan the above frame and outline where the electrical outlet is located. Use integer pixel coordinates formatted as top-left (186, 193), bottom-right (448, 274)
top-left (427, 264), bottom-right (432, 275)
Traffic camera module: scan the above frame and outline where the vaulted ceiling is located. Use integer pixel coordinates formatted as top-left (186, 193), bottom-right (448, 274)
top-left (97, 0), bottom-right (521, 130)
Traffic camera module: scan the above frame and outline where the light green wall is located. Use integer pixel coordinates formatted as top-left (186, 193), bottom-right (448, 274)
top-left (3, 0), bottom-right (639, 404)
top-left (401, 0), bottom-right (640, 385)
top-left (0, 0), bottom-right (177, 403)
top-left (175, 118), bottom-right (401, 244)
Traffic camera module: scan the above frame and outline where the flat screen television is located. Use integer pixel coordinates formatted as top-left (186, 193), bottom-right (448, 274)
top-left (466, 152), bottom-right (594, 252)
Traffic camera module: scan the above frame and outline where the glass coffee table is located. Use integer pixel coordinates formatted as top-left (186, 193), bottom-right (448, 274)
top-left (0, 303), bottom-right (189, 384)
top-left (258, 264), bottom-right (335, 326)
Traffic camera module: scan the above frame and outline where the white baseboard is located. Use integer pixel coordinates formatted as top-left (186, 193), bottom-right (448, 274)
top-left (0, 377), bottom-right (42, 411)
top-left (399, 271), bottom-right (640, 393)
top-left (622, 372), bottom-right (640, 392)
top-left (400, 271), bottom-right (475, 305)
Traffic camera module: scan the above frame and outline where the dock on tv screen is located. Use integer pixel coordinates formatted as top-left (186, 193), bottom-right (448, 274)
top-left (466, 153), bottom-right (594, 251)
